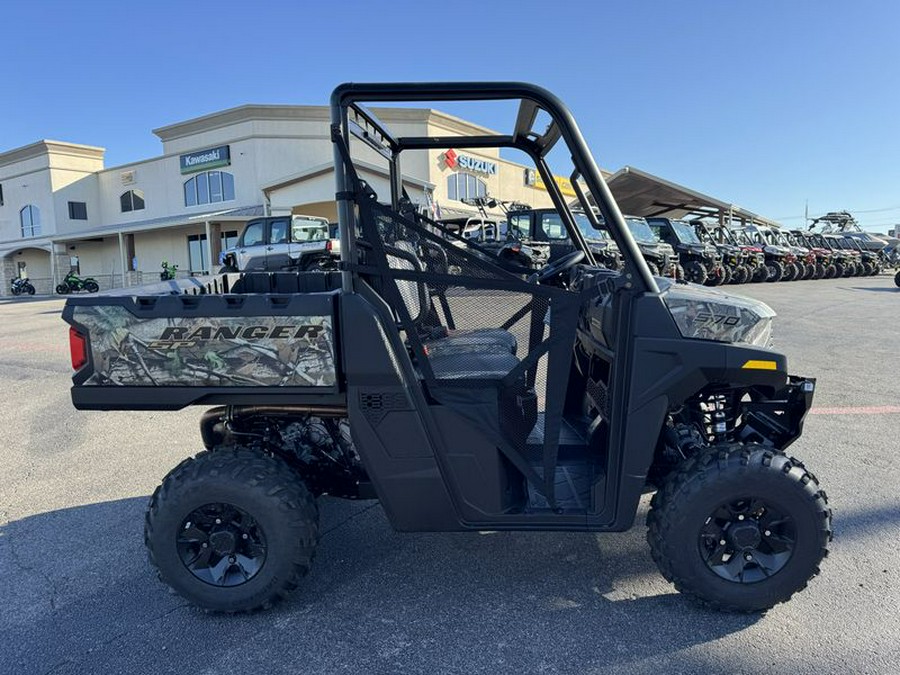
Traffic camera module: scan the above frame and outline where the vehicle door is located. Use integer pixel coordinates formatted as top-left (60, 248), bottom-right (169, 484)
top-left (265, 217), bottom-right (292, 271)
top-left (236, 219), bottom-right (267, 271)
top-left (535, 212), bottom-right (573, 262)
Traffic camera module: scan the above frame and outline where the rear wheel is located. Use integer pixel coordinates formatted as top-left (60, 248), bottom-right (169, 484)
top-left (895, 270), bottom-right (900, 287)
top-left (673, 263), bottom-right (685, 281)
top-left (782, 263), bottom-right (798, 282)
top-left (646, 261), bottom-right (660, 277)
top-left (219, 264), bottom-right (239, 274)
top-left (752, 265), bottom-right (769, 283)
top-left (765, 260), bottom-right (783, 282)
top-left (833, 263), bottom-right (845, 278)
top-left (684, 261), bottom-right (708, 285)
top-left (145, 448), bottom-right (319, 612)
top-left (647, 444), bottom-right (831, 612)
top-left (732, 265), bottom-right (750, 284)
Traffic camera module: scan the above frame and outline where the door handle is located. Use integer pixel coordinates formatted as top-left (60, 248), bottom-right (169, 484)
top-left (266, 246), bottom-right (273, 251)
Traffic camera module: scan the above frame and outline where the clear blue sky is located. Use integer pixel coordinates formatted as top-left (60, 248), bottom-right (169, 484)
top-left (5, 0), bottom-right (899, 230)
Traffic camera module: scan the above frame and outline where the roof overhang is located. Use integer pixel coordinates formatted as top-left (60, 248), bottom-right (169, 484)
top-left (605, 166), bottom-right (781, 227)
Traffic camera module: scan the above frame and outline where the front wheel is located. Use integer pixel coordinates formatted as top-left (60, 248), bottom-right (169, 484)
top-left (645, 261), bottom-right (660, 277)
top-left (895, 270), bottom-right (900, 287)
top-left (84, 280), bottom-right (100, 293)
top-left (765, 260), bottom-right (784, 282)
top-left (26, 284), bottom-right (35, 295)
top-left (56, 283), bottom-right (69, 295)
top-left (145, 448), bottom-right (319, 612)
top-left (647, 444), bottom-right (831, 612)
top-left (684, 261), bottom-right (708, 285)
top-left (219, 264), bottom-right (239, 274)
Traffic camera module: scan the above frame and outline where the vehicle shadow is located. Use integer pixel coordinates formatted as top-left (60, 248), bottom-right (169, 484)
top-left (0, 496), bottom-right (763, 675)
top-left (847, 286), bottom-right (899, 293)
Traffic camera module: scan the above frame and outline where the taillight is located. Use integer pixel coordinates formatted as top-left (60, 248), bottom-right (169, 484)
top-left (325, 239), bottom-right (333, 252)
top-left (69, 327), bottom-right (87, 370)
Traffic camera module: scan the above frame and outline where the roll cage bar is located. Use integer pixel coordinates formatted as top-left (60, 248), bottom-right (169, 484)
top-left (329, 82), bottom-right (657, 294)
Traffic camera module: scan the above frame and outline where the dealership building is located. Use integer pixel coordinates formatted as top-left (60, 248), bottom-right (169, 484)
top-left (0, 104), bottom-right (775, 295)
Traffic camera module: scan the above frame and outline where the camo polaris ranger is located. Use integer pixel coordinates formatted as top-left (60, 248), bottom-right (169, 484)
top-left (63, 82), bottom-right (831, 614)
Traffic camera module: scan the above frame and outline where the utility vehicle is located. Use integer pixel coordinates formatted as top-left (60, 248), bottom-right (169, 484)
top-left (220, 215), bottom-right (340, 273)
top-left (728, 228), bottom-right (770, 282)
top-left (62, 82), bottom-right (830, 614)
top-left (505, 207), bottom-right (622, 272)
top-left (789, 230), bottom-right (836, 279)
top-left (624, 216), bottom-right (681, 278)
top-left (734, 226), bottom-right (796, 282)
top-left (694, 221), bottom-right (750, 285)
top-left (646, 217), bottom-right (724, 285)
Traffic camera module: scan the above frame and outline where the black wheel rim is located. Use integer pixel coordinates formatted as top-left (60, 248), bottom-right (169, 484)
top-left (698, 497), bottom-right (796, 584)
top-left (177, 503), bottom-right (267, 587)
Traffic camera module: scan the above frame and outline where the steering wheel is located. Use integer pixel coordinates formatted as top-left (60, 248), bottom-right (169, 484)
top-left (533, 250), bottom-right (586, 284)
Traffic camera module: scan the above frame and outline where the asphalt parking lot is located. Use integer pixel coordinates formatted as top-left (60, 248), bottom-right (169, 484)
top-left (1, 276), bottom-right (898, 675)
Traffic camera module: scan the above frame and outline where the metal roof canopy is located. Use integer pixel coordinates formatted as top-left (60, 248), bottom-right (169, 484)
top-left (606, 166), bottom-right (781, 228)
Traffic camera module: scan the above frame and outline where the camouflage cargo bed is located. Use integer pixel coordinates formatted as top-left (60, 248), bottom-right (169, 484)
top-left (63, 272), bottom-right (343, 410)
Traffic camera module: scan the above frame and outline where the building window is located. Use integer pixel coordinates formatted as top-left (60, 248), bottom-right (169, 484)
top-left (184, 171), bottom-right (235, 207)
top-left (220, 229), bottom-right (239, 250)
top-left (447, 173), bottom-right (487, 202)
top-left (187, 233), bottom-right (209, 274)
top-left (0, 183), bottom-right (4, 206)
top-left (68, 201), bottom-right (88, 220)
top-left (121, 189), bottom-right (145, 212)
top-left (20, 205), bottom-right (41, 237)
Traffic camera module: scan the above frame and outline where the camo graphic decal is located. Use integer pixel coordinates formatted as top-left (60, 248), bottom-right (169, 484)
top-left (72, 306), bottom-right (336, 387)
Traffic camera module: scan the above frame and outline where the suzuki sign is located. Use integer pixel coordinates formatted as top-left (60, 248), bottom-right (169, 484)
top-left (443, 149), bottom-right (497, 175)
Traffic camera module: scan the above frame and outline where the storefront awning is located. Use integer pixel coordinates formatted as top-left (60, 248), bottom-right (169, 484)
top-left (52, 205), bottom-right (265, 242)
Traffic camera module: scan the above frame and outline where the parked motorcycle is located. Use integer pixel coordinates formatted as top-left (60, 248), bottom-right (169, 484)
top-left (56, 272), bottom-right (100, 294)
top-left (160, 261), bottom-right (179, 281)
top-left (10, 277), bottom-right (36, 295)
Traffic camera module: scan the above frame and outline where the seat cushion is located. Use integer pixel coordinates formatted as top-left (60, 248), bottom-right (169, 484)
top-left (428, 350), bottom-right (519, 380)
top-left (424, 328), bottom-right (517, 357)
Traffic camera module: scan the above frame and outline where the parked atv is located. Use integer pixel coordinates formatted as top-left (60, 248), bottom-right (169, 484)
top-left (647, 217), bottom-right (725, 284)
top-left (729, 228), bottom-right (769, 282)
top-left (789, 231), bottom-right (836, 279)
top-left (840, 236), bottom-right (881, 275)
top-left (505, 208), bottom-right (620, 272)
top-left (625, 216), bottom-right (681, 278)
top-left (808, 233), bottom-right (852, 277)
top-left (734, 226), bottom-right (796, 282)
top-left (56, 272), bottom-right (99, 294)
top-left (10, 277), bottom-right (36, 295)
top-left (694, 222), bottom-right (750, 284)
top-left (61, 81), bottom-right (830, 615)
top-left (823, 234), bottom-right (863, 276)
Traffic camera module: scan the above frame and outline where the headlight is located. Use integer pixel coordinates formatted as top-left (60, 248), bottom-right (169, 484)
top-left (661, 281), bottom-right (776, 346)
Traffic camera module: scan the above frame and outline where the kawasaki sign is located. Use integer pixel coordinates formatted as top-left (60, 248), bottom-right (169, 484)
top-left (180, 145), bottom-right (231, 174)
top-left (443, 148), bottom-right (497, 175)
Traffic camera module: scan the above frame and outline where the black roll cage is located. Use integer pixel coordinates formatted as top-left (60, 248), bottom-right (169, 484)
top-left (329, 81), bottom-right (657, 295)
